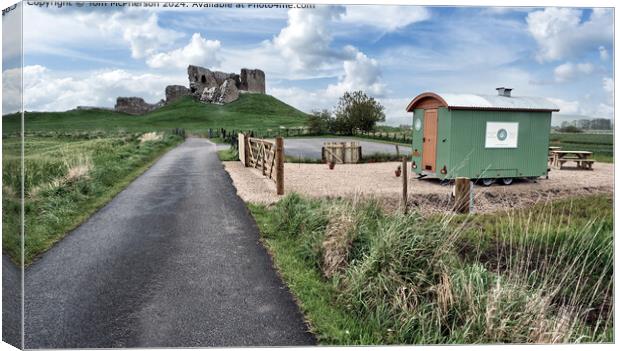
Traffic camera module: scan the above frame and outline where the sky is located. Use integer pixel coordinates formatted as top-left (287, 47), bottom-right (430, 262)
top-left (1, 2), bottom-right (615, 125)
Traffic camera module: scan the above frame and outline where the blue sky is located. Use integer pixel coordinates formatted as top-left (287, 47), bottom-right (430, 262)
top-left (2, 2), bottom-right (614, 125)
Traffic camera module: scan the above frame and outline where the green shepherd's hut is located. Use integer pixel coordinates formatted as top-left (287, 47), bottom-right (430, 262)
top-left (406, 88), bottom-right (559, 185)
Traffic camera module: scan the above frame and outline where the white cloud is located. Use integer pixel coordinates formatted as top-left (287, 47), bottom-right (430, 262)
top-left (341, 6), bottom-right (430, 31)
top-left (599, 46), bottom-right (609, 61)
top-left (547, 97), bottom-right (581, 115)
top-left (547, 95), bottom-right (614, 119)
top-left (21, 7), bottom-right (185, 64)
top-left (2, 66), bottom-right (24, 114)
top-left (326, 47), bottom-right (386, 96)
top-left (5, 65), bottom-right (185, 113)
top-left (270, 86), bottom-right (411, 126)
top-left (593, 103), bottom-right (613, 118)
top-left (93, 12), bottom-right (184, 60)
top-left (270, 86), bottom-right (331, 115)
top-left (378, 98), bottom-right (412, 126)
top-left (553, 62), bottom-right (594, 82)
top-left (602, 77), bottom-right (614, 93)
top-left (147, 33), bottom-right (222, 69)
top-left (272, 6), bottom-right (347, 72)
top-left (602, 77), bottom-right (614, 107)
top-left (379, 14), bottom-right (527, 75)
top-left (526, 8), bottom-right (613, 62)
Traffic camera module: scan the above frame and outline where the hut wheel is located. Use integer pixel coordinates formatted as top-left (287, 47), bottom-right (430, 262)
top-left (500, 178), bottom-right (514, 185)
top-left (481, 178), bottom-right (494, 187)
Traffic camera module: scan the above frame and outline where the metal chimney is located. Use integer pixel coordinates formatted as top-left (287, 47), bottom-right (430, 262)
top-left (496, 87), bottom-right (512, 97)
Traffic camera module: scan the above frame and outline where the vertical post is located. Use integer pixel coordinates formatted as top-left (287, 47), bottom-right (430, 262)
top-left (261, 141), bottom-right (266, 176)
top-left (401, 157), bottom-right (408, 214)
top-left (454, 177), bottom-right (471, 214)
top-left (243, 134), bottom-right (250, 167)
top-left (395, 144), bottom-right (400, 158)
top-left (276, 137), bottom-right (284, 195)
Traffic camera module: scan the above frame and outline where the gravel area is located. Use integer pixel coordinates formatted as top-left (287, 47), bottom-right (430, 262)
top-left (223, 161), bottom-right (613, 214)
top-left (282, 137), bottom-right (411, 160)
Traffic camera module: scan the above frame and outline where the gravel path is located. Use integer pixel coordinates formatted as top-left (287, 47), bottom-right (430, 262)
top-left (283, 137), bottom-right (411, 160)
top-left (223, 161), bottom-right (613, 213)
top-left (24, 138), bottom-right (315, 348)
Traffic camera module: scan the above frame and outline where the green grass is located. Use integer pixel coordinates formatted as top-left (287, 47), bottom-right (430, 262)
top-left (285, 155), bottom-right (324, 164)
top-left (2, 94), bottom-right (309, 135)
top-left (2, 93), bottom-right (307, 263)
top-left (217, 147), bottom-right (238, 161)
top-left (250, 194), bottom-right (613, 344)
top-left (549, 133), bottom-right (613, 163)
top-left (2, 132), bottom-right (183, 264)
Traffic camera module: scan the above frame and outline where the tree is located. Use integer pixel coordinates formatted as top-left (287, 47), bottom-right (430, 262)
top-left (591, 118), bottom-right (612, 130)
top-left (558, 125), bottom-right (582, 133)
top-left (307, 109), bottom-right (332, 134)
top-left (332, 91), bottom-right (385, 135)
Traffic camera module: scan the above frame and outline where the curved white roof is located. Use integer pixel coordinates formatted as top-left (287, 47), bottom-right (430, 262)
top-left (406, 92), bottom-right (560, 112)
top-left (439, 93), bottom-right (559, 111)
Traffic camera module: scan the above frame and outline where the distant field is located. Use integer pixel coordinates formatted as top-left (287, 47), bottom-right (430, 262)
top-left (2, 132), bottom-right (183, 264)
top-left (2, 94), bottom-right (308, 135)
top-left (549, 132), bottom-right (613, 163)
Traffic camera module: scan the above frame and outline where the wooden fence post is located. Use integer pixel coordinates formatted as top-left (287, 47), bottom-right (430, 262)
top-left (243, 134), bottom-right (249, 167)
top-left (276, 137), bottom-right (284, 195)
top-left (261, 141), bottom-right (266, 176)
top-left (401, 157), bottom-right (408, 214)
top-left (454, 177), bottom-right (471, 214)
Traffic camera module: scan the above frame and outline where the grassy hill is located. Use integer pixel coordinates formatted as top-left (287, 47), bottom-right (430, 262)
top-left (2, 94), bottom-right (309, 134)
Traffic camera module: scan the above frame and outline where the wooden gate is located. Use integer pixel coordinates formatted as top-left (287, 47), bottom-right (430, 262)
top-left (238, 134), bottom-right (284, 195)
top-left (322, 142), bottom-right (362, 163)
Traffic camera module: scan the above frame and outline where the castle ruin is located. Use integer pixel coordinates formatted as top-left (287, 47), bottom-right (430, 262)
top-left (114, 65), bottom-right (266, 115)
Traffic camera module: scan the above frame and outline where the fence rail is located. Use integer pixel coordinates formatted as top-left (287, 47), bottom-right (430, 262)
top-left (211, 127), bottom-right (413, 148)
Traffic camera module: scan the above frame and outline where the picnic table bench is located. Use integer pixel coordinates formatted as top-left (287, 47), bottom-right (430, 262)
top-left (551, 150), bottom-right (595, 170)
top-left (548, 146), bottom-right (562, 164)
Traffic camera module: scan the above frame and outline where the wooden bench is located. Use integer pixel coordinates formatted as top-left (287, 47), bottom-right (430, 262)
top-left (557, 158), bottom-right (596, 170)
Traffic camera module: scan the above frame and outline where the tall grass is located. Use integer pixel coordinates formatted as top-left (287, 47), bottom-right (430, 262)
top-left (251, 194), bottom-right (613, 344)
top-left (2, 131), bottom-right (184, 264)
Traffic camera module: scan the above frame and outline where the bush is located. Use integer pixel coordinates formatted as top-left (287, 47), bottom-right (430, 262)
top-left (307, 110), bottom-right (332, 135)
top-left (557, 125), bottom-right (583, 133)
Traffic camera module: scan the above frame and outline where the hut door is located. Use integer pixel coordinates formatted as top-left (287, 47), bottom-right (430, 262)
top-left (422, 109), bottom-right (438, 172)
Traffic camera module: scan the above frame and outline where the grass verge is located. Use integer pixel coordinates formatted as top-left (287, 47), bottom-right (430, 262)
top-left (217, 147), bottom-right (238, 161)
top-left (2, 132), bottom-right (184, 264)
top-left (250, 194), bottom-right (613, 344)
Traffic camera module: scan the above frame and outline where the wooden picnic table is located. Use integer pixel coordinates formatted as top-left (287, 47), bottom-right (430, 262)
top-left (551, 150), bottom-right (595, 170)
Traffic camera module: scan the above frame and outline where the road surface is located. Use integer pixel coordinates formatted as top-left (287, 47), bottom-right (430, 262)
top-left (283, 137), bottom-right (412, 160)
top-left (23, 138), bottom-right (315, 348)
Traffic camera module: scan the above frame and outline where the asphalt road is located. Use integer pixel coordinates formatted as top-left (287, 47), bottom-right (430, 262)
top-left (283, 137), bottom-right (412, 160)
top-left (23, 138), bottom-right (315, 348)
